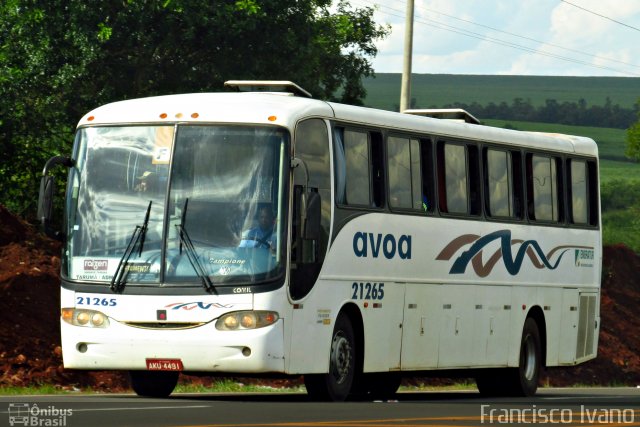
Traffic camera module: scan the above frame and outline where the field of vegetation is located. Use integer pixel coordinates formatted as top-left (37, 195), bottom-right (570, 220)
top-left (363, 73), bottom-right (640, 111)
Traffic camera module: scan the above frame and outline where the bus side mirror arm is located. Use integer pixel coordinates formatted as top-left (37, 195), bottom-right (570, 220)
top-left (37, 156), bottom-right (74, 241)
top-left (301, 191), bottom-right (321, 240)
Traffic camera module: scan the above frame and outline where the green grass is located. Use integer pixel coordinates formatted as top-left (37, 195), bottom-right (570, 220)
top-left (174, 380), bottom-right (305, 394)
top-left (399, 381), bottom-right (477, 392)
top-left (600, 159), bottom-right (640, 184)
top-left (0, 382), bottom-right (476, 396)
top-left (600, 180), bottom-right (640, 252)
top-left (0, 385), bottom-right (76, 395)
top-left (363, 73), bottom-right (640, 111)
top-left (603, 208), bottom-right (640, 251)
top-left (0, 381), bottom-right (306, 396)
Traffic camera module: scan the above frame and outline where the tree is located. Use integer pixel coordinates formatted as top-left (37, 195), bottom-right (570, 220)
top-left (0, 0), bottom-right (389, 218)
top-left (626, 102), bottom-right (640, 162)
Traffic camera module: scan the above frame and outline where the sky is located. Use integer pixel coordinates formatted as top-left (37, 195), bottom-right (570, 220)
top-left (354, 0), bottom-right (640, 77)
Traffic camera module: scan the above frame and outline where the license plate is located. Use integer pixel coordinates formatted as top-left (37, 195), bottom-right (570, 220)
top-left (145, 358), bottom-right (184, 371)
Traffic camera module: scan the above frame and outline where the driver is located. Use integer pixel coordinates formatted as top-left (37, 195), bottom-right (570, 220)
top-left (239, 205), bottom-right (277, 250)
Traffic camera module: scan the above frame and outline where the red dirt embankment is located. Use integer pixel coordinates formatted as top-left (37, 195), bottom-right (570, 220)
top-left (1, 204), bottom-right (639, 391)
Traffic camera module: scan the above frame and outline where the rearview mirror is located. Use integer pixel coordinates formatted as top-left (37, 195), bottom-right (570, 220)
top-left (37, 155), bottom-right (73, 240)
top-left (37, 175), bottom-right (55, 229)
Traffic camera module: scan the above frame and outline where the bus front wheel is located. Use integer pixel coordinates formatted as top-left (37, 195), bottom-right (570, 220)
top-left (130, 371), bottom-right (179, 398)
top-left (304, 314), bottom-right (356, 401)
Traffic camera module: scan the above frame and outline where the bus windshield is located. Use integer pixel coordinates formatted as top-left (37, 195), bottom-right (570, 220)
top-left (64, 125), bottom-right (289, 288)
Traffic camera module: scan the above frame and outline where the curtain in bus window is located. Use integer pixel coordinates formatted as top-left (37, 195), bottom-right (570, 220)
top-left (444, 144), bottom-right (468, 214)
top-left (165, 126), bottom-right (287, 284)
top-left (410, 139), bottom-right (422, 210)
top-left (66, 126), bottom-right (172, 283)
top-left (487, 150), bottom-right (513, 217)
top-left (344, 130), bottom-right (371, 206)
top-left (532, 155), bottom-right (557, 221)
top-left (171, 126), bottom-right (276, 245)
top-left (571, 160), bottom-right (588, 224)
top-left (388, 136), bottom-right (412, 209)
top-left (334, 128), bottom-right (346, 205)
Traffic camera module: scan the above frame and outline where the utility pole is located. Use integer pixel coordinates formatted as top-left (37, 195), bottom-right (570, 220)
top-left (400, 0), bottom-right (415, 112)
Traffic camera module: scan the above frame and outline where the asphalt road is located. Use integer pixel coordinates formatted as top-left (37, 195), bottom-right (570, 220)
top-left (1, 388), bottom-right (639, 427)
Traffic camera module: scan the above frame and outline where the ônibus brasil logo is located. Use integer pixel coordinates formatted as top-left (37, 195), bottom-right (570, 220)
top-left (436, 229), bottom-right (594, 277)
top-left (8, 403), bottom-right (73, 426)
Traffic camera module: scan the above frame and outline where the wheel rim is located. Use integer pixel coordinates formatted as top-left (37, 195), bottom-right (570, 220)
top-left (522, 334), bottom-right (537, 381)
top-left (330, 331), bottom-right (352, 384)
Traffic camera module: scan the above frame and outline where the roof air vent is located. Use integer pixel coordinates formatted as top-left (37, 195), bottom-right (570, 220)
top-left (224, 80), bottom-right (312, 98)
top-left (403, 108), bottom-right (480, 124)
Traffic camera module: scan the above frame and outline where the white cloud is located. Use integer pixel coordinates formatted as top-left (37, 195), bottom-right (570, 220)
top-left (365, 0), bottom-right (640, 76)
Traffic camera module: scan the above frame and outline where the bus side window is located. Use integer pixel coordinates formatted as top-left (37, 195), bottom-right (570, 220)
top-left (437, 141), bottom-right (479, 216)
top-left (483, 147), bottom-right (524, 220)
top-left (442, 143), bottom-right (468, 214)
top-left (343, 129), bottom-right (371, 206)
top-left (388, 136), bottom-right (431, 213)
top-left (567, 158), bottom-right (598, 226)
top-left (527, 153), bottom-right (562, 222)
top-left (568, 159), bottom-right (588, 225)
top-left (388, 136), bottom-right (414, 209)
top-left (337, 128), bottom-right (384, 209)
top-left (485, 148), bottom-right (515, 218)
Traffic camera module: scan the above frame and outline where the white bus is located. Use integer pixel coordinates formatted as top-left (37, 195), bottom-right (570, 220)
top-left (38, 81), bottom-right (601, 401)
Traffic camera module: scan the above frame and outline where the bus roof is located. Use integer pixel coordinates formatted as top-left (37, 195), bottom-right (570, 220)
top-left (79, 92), bottom-right (597, 157)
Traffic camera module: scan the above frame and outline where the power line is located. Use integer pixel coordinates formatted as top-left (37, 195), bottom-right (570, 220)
top-left (560, 0), bottom-right (640, 33)
top-left (412, 2), bottom-right (640, 70)
top-left (359, 1), bottom-right (640, 76)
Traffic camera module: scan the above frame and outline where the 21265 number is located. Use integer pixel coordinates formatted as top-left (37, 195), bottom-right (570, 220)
top-left (76, 296), bottom-right (117, 307)
top-left (351, 282), bottom-right (384, 300)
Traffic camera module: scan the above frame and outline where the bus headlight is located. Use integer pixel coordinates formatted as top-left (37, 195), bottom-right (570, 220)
top-left (215, 311), bottom-right (279, 331)
top-left (61, 308), bottom-right (110, 328)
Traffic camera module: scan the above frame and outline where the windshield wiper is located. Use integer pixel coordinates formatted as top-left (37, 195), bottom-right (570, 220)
top-left (110, 200), bottom-right (152, 293)
top-left (175, 198), bottom-right (216, 293)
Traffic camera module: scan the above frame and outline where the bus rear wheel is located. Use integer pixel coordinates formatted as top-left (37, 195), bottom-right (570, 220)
top-left (304, 314), bottom-right (356, 401)
top-left (476, 317), bottom-right (541, 397)
top-left (513, 317), bottom-right (542, 396)
top-left (130, 371), bottom-right (179, 398)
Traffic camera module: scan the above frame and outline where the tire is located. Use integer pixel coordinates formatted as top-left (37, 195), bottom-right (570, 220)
top-left (304, 314), bottom-right (356, 401)
top-left (513, 317), bottom-right (541, 396)
top-left (130, 371), bottom-right (179, 398)
top-left (476, 317), bottom-right (541, 397)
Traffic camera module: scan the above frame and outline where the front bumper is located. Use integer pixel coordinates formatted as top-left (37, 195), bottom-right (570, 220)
top-left (61, 317), bottom-right (285, 373)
